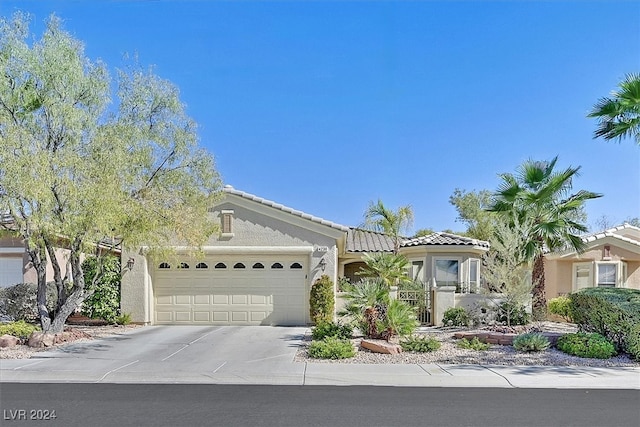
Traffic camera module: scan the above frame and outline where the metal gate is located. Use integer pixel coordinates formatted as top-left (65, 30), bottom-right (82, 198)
top-left (397, 287), bottom-right (431, 325)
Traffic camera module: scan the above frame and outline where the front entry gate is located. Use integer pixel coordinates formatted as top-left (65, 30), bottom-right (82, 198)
top-left (397, 286), bottom-right (431, 325)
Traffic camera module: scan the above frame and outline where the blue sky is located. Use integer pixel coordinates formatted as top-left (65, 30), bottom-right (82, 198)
top-left (2, 1), bottom-right (639, 234)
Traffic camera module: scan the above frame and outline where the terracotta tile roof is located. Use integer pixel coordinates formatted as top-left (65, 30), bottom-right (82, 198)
top-left (222, 185), bottom-right (350, 232)
top-left (402, 232), bottom-right (491, 249)
top-left (346, 228), bottom-right (396, 252)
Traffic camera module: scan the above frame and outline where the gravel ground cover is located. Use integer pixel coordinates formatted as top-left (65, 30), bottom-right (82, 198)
top-left (0, 324), bottom-right (141, 359)
top-left (294, 322), bottom-right (640, 367)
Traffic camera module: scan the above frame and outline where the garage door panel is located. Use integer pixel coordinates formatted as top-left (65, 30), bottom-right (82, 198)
top-left (154, 256), bottom-right (307, 325)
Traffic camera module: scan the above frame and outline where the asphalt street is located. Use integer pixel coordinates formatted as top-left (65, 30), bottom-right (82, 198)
top-left (1, 383), bottom-right (639, 427)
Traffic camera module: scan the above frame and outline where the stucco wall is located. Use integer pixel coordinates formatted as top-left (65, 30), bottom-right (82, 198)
top-left (120, 198), bottom-right (343, 324)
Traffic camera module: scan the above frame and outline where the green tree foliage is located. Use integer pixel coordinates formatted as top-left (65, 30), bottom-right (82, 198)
top-left (588, 73), bottom-right (640, 145)
top-left (481, 219), bottom-right (534, 326)
top-left (0, 13), bottom-right (221, 333)
top-left (81, 256), bottom-right (121, 323)
top-left (487, 157), bottom-right (601, 319)
top-left (362, 199), bottom-right (413, 253)
top-left (356, 252), bottom-right (411, 289)
top-left (449, 189), bottom-right (498, 241)
top-left (309, 275), bottom-right (335, 325)
top-left (339, 278), bottom-right (389, 338)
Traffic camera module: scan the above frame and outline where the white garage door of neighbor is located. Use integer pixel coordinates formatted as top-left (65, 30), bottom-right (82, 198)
top-left (0, 257), bottom-right (24, 287)
top-left (153, 256), bottom-right (308, 326)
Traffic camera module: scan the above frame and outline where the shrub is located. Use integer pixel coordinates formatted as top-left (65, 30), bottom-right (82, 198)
top-left (625, 324), bottom-right (640, 361)
top-left (497, 301), bottom-right (529, 326)
top-left (547, 296), bottom-right (573, 321)
top-left (568, 287), bottom-right (640, 357)
top-left (457, 337), bottom-right (490, 351)
top-left (82, 256), bottom-right (121, 323)
top-left (312, 321), bottom-right (353, 340)
top-left (556, 332), bottom-right (617, 359)
top-left (339, 278), bottom-right (389, 338)
top-left (308, 337), bottom-right (355, 359)
top-left (0, 320), bottom-right (40, 339)
top-left (0, 283), bottom-right (57, 322)
top-left (379, 299), bottom-right (419, 339)
top-left (400, 335), bottom-right (441, 352)
top-left (309, 275), bottom-right (335, 325)
top-left (512, 333), bottom-right (551, 352)
top-left (443, 307), bottom-right (470, 327)
top-left (115, 313), bottom-right (132, 326)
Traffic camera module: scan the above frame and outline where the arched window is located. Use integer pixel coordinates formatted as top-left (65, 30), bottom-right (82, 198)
top-left (215, 262), bottom-right (227, 269)
top-left (179, 262), bottom-right (189, 269)
top-left (252, 263), bottom-right (265, 269)
top-left (158, 262), bottom-right (170, 269)
top-left (233, 262), bottom-right (246, 269)
top-left (271, 262), bottom-right (283, 269)
top-left (195, 262), bottom-right (208, 269)
top-left (290, 262), bottom-right (303, 269)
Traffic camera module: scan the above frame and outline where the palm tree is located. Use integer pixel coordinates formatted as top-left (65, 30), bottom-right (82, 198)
top-left (488, 157), bottom-right (602, 318)
top-left (356, 252), bottom-right (412, 288)
top-left (588, 73), bottom-right (640, 145)
top-left (362, 199), bottom-right (413, 253)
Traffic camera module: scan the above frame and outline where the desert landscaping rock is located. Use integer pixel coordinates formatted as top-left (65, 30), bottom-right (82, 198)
top-left (361, 339), bottom-right (403, 354)
top-left (0, 334), bottom-right (20, 348)
top-left (27, 332), bottom-right (55, 348)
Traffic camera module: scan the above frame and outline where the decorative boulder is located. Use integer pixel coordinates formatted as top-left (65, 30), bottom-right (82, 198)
top-left (0, 334), bottom-right (20, 348)
top-left (28, 332), bottom-right (56, 348)
top-left (360, 339), bottom-right (403, 355)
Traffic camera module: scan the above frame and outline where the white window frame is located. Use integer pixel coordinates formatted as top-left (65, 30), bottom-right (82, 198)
top-left (432, 256), bottom-right (462, 288)
top-left (407, 259), bottom-right (425, 284)
top-left (468, 258), bottom-right (481, 294)
top-left (595, 261), bottom-right (627, 288)
top-left (572, 262), bottom-right (593, 292)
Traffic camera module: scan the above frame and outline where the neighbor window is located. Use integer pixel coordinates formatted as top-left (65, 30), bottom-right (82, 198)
top-left (597, 263), bottom-right (617, 287)
top-left (468, 259), bottom-right (480, 293)
top-left (434, 258), bottom-right (460, 287)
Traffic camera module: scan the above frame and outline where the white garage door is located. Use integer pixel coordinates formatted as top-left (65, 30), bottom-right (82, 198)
top-left (0, 257), bottom-right (23, 287)
top-left (153, 256), bottom-right (308, 326)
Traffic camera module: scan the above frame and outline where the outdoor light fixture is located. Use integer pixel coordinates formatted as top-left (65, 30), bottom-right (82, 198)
top-left (126, 257), bottom-right (135, 271)
top-left (318, 258), bottom-right (327, 272)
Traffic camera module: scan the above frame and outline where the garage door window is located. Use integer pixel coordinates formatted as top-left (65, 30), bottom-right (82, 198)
top-left (290, 262), bottom-right (302, 269)
top-left (179, 262), bottom-right (189, 269)
top-left (234, 263), bottom-right (246, 269)
top-left (252, 263), bottom-right (264, 269)
top-left (196, 262), bottom-right (208, 269)
top-left (271, 262), bottom-right (283, 269)
top-left (215, 262), bottom-right (227, 269)
top-left (158, 262), bottom-right (170, 269)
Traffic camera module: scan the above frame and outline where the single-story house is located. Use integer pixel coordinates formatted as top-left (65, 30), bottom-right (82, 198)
top-left (545, 223), bottom-right (640, 297)
top-left (121, 186), bottom-right (490, 326)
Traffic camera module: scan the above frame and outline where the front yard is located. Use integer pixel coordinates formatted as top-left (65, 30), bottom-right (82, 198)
top-left (295, 322), bottom-right (640, 367)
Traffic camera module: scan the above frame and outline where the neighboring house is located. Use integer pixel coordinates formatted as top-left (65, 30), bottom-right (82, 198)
top-left (121, 186), bottom-right (490, 326)
top-left (545, 224), bottom-right (640, 297)
top-left (0, 225), bottom-right (121, 288)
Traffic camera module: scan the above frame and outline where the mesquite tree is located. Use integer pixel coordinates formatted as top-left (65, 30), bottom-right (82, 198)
top-left (0, 13), bottom-right (221, 333)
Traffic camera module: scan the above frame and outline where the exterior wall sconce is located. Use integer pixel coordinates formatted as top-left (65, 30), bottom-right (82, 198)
top-left (318, 258), bottom-right (327, 272)
top-left (126, 257), bottom-right (135, 271)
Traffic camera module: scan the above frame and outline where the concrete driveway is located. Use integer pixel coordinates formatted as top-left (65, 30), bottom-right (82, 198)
top-left (0, 326), bottom-right (308, 384)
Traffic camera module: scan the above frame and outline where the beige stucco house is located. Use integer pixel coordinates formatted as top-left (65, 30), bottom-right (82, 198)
top-left (545, 224), bottom-right (640, 298)
top-left (121, 186), bottom-right (490, 326)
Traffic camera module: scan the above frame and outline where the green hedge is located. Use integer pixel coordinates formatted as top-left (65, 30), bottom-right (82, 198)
top-left (568, 288), bottom-right (640, 360)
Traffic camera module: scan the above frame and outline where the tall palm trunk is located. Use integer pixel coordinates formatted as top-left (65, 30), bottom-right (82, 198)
top-left (532, 254), bottom-right (546, 320)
